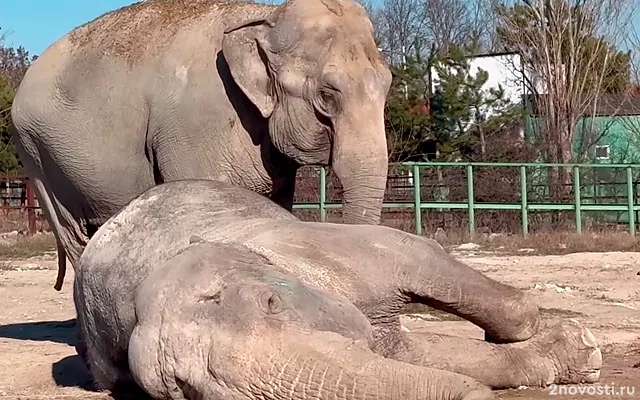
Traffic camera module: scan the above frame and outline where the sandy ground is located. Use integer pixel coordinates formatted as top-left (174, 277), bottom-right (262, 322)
top-left (0, 249), bottom-right (638, 399)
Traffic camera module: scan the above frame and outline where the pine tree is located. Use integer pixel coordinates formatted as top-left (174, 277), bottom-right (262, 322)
top-left (384, 44), bottom-right (524, 163)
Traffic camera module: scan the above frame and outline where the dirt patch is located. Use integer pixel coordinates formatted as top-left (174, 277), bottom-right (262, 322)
top-left (437, 250), bottom-right (640, 399)
top-left (0, 251), bottom-right (638, 399)
top-left (0, 232), bottom-right (56, 262)
top-left (438, 230), bottom-right (640, 256)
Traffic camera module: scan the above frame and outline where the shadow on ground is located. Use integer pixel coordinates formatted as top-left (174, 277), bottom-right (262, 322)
top-left (52, 355), bottom-right (151, 399)
top-left (53, 355), bottom-right (95, 390)
top-left (0, 318), bottom-right (77, 345)
top-left (0, 318), bottom-right (152, 399)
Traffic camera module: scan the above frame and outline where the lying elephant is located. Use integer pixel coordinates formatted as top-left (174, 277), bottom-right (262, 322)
top-left (76, 179), bottom-right (602, 398)
top-left (10, 0), bottom-right (391, 290)
top-left (77, 238), bottom-right (495, 400)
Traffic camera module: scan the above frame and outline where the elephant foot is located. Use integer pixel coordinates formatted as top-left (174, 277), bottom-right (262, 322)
top-left (481, 291), bottom-right (541, 344)
top-left (382, 319), bottom-right (600, 390)
top-left (517, 319), bottom-right (602, 385)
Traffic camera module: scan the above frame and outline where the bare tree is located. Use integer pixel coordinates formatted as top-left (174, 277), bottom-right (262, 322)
top-left (374, 0), bottom-right (426, 66)
top-left (366, 0), bottom-right (502, 66)
top-left (355, 0), bottom-right (387, 49)
top-left (423, 0), bottom-right (499, 54)
top-left (496, 0), bottom-right (635, 202)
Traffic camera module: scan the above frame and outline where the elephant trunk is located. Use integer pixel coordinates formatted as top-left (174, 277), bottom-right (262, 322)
top-left (331, 113), bottom-right (388, 225)
top-left (251, 334), bottom-right (493, 400)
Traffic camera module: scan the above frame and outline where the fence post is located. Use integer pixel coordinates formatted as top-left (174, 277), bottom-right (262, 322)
top-left (25, 177), bottom-right (36, 235)
top-left (520, 165), bottom-right (529, 237)
top-left (319, 167), bottom-right (326, 222)
top-left (627, 166), bottom-right (635, 236)
top-left (412, 164), bottom-right (422, 236)
top-left (466, 164), bottom-right (475, 235)
top-left (573, 166), bottom-right (582, 234)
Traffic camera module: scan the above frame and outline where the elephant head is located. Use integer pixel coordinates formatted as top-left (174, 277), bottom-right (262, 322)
top-left (128, 242), bottom-right (492, 400)
top-left (222, 0), bottom-right (392, 225)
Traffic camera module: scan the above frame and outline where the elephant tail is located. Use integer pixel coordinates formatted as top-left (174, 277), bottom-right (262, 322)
top-left (54, 241), bottom-right (67, 291)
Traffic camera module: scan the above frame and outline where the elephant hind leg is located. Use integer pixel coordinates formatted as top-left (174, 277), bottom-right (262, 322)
top-left (13, 133), bottom-right (89, 279)
top-left (30, 176), bottom-right (87, 275)
top-left (381, 320), bottom-right (601, 390)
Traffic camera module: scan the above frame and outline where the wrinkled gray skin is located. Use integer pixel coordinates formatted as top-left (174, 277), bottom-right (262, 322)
top-left (10, 0), bottom-right (391, 290)
top-left (77, 240), bottom-right (493, 400)
top-left (77, 180), bottom-right (602, 399)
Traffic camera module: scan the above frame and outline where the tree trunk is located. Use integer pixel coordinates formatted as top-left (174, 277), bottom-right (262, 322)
top-left (551, 125), bottom-right (574, 229)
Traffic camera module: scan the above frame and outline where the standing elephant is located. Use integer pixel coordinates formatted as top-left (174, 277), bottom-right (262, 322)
top-left (9, 0), bottom-right (391, 289)
top-left (76, 179), bottom-right (602, 398)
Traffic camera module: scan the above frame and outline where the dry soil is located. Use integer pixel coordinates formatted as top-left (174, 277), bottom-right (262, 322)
top-left (0, 249), bottom-right (638, 399)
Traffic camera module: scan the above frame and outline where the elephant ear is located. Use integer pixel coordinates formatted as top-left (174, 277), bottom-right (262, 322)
top-left (222, 19), bottom-right (275, 119)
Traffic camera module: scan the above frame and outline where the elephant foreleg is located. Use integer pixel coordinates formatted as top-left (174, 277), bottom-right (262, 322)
top-left (381, 320), bottom-right (602, 390)
top-left (389, 235), bottom-right (541, 343)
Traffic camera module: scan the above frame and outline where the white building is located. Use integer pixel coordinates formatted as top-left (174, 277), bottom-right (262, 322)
top-left (429, 51), bottom-right (529, 118)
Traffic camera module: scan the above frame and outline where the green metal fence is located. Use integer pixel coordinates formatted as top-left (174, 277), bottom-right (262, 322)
top-left (291, 162), bottom-right (640, 236)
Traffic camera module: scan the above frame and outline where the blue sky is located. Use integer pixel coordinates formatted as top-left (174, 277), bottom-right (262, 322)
top-left (2, 1), bottom-right (640, 56)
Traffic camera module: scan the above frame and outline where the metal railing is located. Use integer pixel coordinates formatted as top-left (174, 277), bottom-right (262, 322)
top-left (0, 174), bottom-right (39, 235)
top-left (291, 162), bottom-right (640, 236)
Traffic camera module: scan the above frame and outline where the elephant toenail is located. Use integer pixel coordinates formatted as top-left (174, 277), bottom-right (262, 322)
top-left (588, 348), bottom-right (603, 369)
top-left (585, 369), bottom-right (601, 383)
top-left (581, 328), bottom-right (598, 347)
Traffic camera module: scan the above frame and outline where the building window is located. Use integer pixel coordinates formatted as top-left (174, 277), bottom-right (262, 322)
top-left (594, 145), bottom-right (610, 160)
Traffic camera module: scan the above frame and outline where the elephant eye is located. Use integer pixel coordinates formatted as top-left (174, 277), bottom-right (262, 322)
top-left (316, 88), bottom-right (341, 118)
top-left (259, 291), bottom-right (286, 315)
top-left (267, 293), bottom-right (284, 314)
